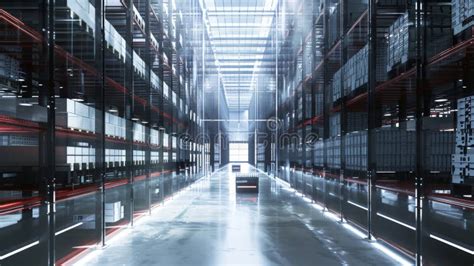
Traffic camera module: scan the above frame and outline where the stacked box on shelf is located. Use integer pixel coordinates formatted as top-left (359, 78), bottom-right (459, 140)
top-left (0, 135), bottom-right (38, 146)
top-left (0, 54), bottom-right (21, 81)
top-left (305, 94), bottom-right (312, 119)
top-left (133, 123), bottom-right (146, 143)
top-left (329, 114), bottom-right (341, 137)
top-left (297, 97), bottom-right (303, 121)
top-left (66, 145), bottom-right (96, 170)
top-left (344, 131), bottom-right (367, 171)
top-left (375, 128), bottom-right (416, 171)
top-left (326, 136), bottom-right (341, 169)
top-left (105, 113), bottom-right (126, 139)
top-left (105, 149), bottom-right (125, 167)
top-left (452, 96), bottom-right (474, 184)
top-left (425, 131), bottom-right (454, 172)
top-left (342, 45), bottom-right (369, 95)
top-left (56, 99), bottom-right (96, 132)
top-left (452, 0), bottom-right (474, 35)
top-left (387, 13), bottom-right (410, 71)
top-left (313, 140), bottom-right (324, 167)
top-left (387, 7), bottom-right (451, 72)
top-left (332, 69), bottom-right (342, 103)
top-left (315, 91), bottom-right (324, 116)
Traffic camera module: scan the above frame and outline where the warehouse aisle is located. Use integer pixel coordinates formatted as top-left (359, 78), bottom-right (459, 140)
top-left (80, 165), bottom-right (399, 266)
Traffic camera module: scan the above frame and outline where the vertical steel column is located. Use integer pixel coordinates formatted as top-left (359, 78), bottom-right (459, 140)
top-left (201, 8), bottom-right (206, 177)
top-left (415, 0), bottom-right (427, 264)
top-left (367, 0), bottom-right (377, 240)
top-left (339, 0), bottom-right (348, 223)
top-left (144, 0), bottom-right (152, 214)
top-left (310, 0), bottom-right (318, 202)
top-left (94, 0), bottom-right (106, 247)
top-left (157, 0), bottom-right (165, 203)
top-left (125, 0), bottom-right (135, 227)
top-left (274, 2), bottom-right (279, 179)
top-left (322, 0), bottom-right (330, 210)
top-left (46, 0), bottom-right (56, 264)
top-left (301, 7), bottom-right (307, 195)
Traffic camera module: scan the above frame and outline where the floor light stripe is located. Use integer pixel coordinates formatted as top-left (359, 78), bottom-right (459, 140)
top-left (376, 213), bottom-right (415, 231)
top-left (429, 234), bottom-right (474, 255)
top-left (55, 222), bottom-right (84, 236)
top-left (347, 200), bottom-right (368, 211)
top-left (0, 241), bottom-right (40, 260)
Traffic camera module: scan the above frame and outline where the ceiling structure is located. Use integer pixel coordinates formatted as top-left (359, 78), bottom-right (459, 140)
top-left (202, 0), bottom-right (278, 111)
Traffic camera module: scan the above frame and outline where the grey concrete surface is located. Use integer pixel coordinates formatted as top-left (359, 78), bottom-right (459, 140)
top-left (81, 164), bottom-right (400, 266)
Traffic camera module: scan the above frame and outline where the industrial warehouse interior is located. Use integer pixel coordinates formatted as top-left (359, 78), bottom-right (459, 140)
top-left (0, 0), bottom-right (473, 265)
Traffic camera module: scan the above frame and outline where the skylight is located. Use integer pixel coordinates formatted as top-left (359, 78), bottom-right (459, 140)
top-left (202, 0), bottom-right (278, 111)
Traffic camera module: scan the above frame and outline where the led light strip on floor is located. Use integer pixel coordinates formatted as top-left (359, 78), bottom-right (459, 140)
top-left (56, 222), bottom-right (84, 236)
top-left (73, 175), bottom-right (209, 265)
top-left (376, 212), bottom-right (415, 231)
top-left (0, 240), bottom-right (40, 260)
top-left (429, 234), bottom-right (474, 255)
top-left (269, 172), bottom-right (413, 266)
top-left (0, 221), bottom-right (84, 261)
top-left (347, 200), bottom-right (368, 211)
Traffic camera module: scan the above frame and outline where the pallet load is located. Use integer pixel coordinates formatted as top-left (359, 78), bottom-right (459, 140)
top-left (452, 96), bottom-right (474, 184)
top-left (452, 0), bottom-right (474, 35)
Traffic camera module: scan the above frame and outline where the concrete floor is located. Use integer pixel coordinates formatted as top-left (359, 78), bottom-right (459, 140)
top-left (81, 165), bottom-right (399, 266)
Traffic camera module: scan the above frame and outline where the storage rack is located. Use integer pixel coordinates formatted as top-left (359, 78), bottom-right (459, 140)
top-left (0, 0), bottom-right (213, 264)
top-left (260, 0), bottom-right (474, 264)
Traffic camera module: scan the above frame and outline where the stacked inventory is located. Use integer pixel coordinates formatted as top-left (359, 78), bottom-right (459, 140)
top-left (0, 54), bottom-right (21, 81)
top-left (257, 139), bottom-right (266, 171)
top-left (387, 6), bottom-right (451, 72)
top-left (105, 149), bottom-right (126, 168)
top-left (66, 145), bottom-right (96, 171)
top-left (343, 45), bottom-right (368, 94)
top-left (313, 140), bottom-right (324, 167)
top-left (0, 135), bottom-right (38, 146)
top-left (105, 113), bottom-right (126, 139)
top-left (56, 99), bottom-right (96, 132)
top-left (297, 96), bottom-right (303, 121)
top-left (326, 136), bottom-right (341, 169)
top-left (387, 13), bottom-right (411, 71)
top-left (452, 96), bottom-right (474, 184)
top-left (329, 114), bottom-right (341, 137)
top-left (332, 69), bottom-right (342, 103)
top-left (214, 143), bottom-right (221, 169)
top-left (452, 0), bottom-right (474, 35)
top-left (425, 131), bottom-right (454, 172)
top-left (344, 131), bottom-right (367, 171)
top-left (374, 128), bottom-right (416, 171)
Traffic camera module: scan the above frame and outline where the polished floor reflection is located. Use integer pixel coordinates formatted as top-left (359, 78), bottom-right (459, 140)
top-left (82, 165), bottom-right (398, 266)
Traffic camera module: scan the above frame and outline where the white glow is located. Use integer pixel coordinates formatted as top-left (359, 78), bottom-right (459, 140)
top-left (376, 213), bottom-right (415, 231)
top-left (372, 242), bottom-right (413, 266)
top-left (0, 241), bottom-right (40, 260)
top-left (323, 211), bottom-right (340, 221)
top-left (73, 249), bottom-right (103, 266)
top-left (55, 222), bottom-right (84, 236)
top-left (342, 223), bottom-right (367, 239)
top-left (347, 200), bottom-right (368, 211)
top-left (429, 234), bottom-right (474, 255)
